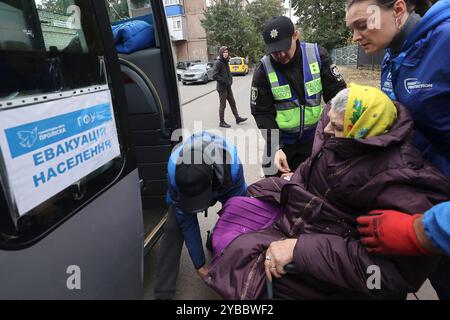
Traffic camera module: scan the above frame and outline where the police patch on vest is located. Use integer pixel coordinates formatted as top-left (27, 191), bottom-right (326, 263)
top-left (251, 87), bottom-right (258, 101)
top-left (272, 85), bottom-right (292, 100)
top-left (305, 78), bottom-right (323, 96)
top-left (331, 64), bottom-right (343, 81)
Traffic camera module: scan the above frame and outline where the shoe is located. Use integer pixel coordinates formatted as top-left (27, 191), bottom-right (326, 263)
top-left (219, 121), bottom-right (231, 128)
top-left (236, 117), bottom-right (248, 124)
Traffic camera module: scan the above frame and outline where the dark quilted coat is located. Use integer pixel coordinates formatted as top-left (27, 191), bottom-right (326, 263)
top-left (205, 103), bottom-right (450, 300)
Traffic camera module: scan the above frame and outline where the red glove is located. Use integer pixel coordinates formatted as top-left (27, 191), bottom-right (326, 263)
top-left (356, 210), bottom-right (430, 256)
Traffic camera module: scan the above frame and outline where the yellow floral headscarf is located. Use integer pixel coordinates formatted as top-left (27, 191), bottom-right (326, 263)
top-left (343, 83), bottom-right (398, 139)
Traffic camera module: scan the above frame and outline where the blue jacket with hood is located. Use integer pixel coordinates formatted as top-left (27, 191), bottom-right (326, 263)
top-left (381, 1), bottom-right (450, 257)
top-left (381, 0), bottom-right (450, 178)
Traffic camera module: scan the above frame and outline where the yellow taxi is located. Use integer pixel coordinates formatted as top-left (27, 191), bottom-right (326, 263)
top-left (229, 57), bottom-right (249, 76)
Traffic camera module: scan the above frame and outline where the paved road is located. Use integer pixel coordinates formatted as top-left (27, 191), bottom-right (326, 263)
top-left (142, 73), bottom-right (438, 300)
top-left (177, 80), bottom-right (218, 106)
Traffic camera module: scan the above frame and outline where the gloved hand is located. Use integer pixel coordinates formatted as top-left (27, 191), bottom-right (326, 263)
top-left (356, 210), bottom-right (430, 256)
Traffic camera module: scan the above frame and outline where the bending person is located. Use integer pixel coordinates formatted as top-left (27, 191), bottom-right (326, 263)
top-left (153, 131), bottom-right (246, 300)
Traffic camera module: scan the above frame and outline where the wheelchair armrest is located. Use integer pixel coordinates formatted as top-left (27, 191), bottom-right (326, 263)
top-left (266, 263), bottom-right (299, 300)
top-left (283, 263), bottom-right (298, 273)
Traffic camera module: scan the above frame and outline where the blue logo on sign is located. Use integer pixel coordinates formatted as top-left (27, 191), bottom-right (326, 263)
top-left (5, 103), bottom-right (113, 159)
top-left (17, 127), bottom-right (38, 148)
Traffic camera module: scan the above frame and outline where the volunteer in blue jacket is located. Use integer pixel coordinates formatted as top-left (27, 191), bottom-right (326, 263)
top-left (346, 0), bottom-right (450, 299)
top-left (153, 131), bottom-right (247, 300)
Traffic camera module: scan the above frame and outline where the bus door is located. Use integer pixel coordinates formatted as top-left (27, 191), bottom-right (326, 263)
top-left (0, 0), bottom-right (143, 299)
top-left (109, 0), bottom-right (183, 253)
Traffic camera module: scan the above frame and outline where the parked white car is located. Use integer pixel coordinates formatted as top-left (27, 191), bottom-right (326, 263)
top-left (176, 60), bottom-right (201, 81)
top-left (181, 63), bottom-right (215, 85)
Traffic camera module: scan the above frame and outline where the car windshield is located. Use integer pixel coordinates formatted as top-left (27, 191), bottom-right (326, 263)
top-left (188, 64), bottom-right (206, 70)
top-left (230, 58), bottom-right (242, 65)
top-left (177, 62), bottom-right (188, 69)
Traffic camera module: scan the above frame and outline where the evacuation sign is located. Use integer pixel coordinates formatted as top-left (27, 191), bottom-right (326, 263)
top-left (0, 90), bottom-right (121, 216)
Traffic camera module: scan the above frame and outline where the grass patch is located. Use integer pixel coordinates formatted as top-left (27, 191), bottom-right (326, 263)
top-left (338, 66), bottom-right (381, 89)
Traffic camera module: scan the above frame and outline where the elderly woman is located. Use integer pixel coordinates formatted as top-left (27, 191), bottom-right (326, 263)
top-left (205, 84), bottom-right (450, 300)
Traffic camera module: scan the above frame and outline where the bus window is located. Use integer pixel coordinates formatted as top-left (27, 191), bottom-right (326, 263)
top-left (0, 0), bottom-right (125, 249)
top-left (105, 0), bottom-right (131, 22)
top-left (0, 1), bottom-right (37, 51)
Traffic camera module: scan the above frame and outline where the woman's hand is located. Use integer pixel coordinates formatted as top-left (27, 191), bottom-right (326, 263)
top-left (264, 239), bottom-right (297, 282)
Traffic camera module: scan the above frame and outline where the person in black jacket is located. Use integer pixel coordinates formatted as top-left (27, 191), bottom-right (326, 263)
top-left (213, 46), bottom-right (247, 128)
top-left (251, 16), bottom-right (347, 176)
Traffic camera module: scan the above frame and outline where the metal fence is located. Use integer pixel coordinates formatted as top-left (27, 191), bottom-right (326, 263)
top-left (330, 44), bottom-right (358, 67)
top-left (331, 44), bottom-right (385, 70)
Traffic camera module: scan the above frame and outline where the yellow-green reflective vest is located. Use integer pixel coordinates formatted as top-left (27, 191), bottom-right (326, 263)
top-left (261, 42), bottom-right (324, 134)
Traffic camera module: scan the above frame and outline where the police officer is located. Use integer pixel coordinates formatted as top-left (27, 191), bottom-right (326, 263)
top-left (153, 131), bottom-right (247, 300)
top-left (251, 16), bottom-right (347, 176)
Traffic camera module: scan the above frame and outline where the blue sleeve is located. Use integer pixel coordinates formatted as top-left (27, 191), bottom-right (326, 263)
top-left (167, 156), bottom-right (205, 269)
top-left (174, 206), bottom-right (205, 269)
top-left (414, 25), bottom-right (450, 158)
top-left (423, 202), bottom-right (450, 256)
top-left (166, 150), bottom-right (178, 205)
top-left (166, 180), bottom-right (177, 205)
top-left (231, 164), bottom-right (248, 196)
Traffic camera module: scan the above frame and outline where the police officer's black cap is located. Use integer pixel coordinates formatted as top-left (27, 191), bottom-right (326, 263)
top-left (263, 16), bottom-right (295, 54)
top-left (175, 149), bottom-right (214, 214)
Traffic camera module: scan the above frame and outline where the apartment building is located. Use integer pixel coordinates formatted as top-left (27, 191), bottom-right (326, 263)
top-left (128, 0), bottom-right (209, 62)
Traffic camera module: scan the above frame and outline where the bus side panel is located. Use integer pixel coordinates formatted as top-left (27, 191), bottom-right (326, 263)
top-left (0, 169), bottom-right (143, 300)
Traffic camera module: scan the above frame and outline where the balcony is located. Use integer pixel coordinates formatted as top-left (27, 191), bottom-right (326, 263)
top-left (164, 4), bottom-right (184, 16)
top-left (167, 15), bottom-right (187, 41)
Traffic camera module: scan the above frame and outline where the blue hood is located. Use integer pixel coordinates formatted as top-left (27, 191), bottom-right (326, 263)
top-left (403, 0), bottom-right (450, 49)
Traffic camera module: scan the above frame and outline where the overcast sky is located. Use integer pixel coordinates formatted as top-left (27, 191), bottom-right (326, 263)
top-left (283, 0), bottom-right (299, 24)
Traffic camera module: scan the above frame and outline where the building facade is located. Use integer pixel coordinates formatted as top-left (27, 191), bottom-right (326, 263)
top-left (128, 0), bottom-right (209, 62)
top-left (165, 0), bottom-right (209, 62)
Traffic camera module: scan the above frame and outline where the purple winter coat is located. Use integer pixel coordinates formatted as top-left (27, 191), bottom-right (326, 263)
top-left (205, 103), bottom-right (450, 300)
